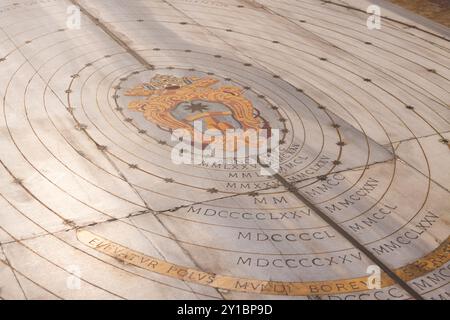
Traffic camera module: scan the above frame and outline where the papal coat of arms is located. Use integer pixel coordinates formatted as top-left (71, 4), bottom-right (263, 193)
top-left (124, 74), bottom-right (270, 148)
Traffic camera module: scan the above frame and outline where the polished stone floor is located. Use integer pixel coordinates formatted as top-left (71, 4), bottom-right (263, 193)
top-left (0, 0), bottom-right (449, 300)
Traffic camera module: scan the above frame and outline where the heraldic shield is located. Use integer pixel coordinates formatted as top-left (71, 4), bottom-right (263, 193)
top-left (124, 74), bottom-right (270, 148)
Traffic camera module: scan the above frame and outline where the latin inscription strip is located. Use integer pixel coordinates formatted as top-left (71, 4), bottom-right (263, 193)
top-left (77, 230), bottom-right (450, 296)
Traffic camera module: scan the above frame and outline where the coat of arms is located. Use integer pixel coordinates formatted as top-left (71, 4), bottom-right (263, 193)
top-left (124, 74), bottom-right (270, 148)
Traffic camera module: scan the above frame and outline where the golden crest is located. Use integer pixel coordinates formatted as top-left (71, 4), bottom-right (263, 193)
top-left (124, 74), bottom-right (268, 146)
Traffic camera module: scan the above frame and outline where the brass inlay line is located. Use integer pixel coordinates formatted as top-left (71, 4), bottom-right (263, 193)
top-left (77, 230), bottom-right (449, 296)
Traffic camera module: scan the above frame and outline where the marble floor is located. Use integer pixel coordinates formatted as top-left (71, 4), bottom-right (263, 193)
top-left (0, 0), bottom-right (449, 300)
